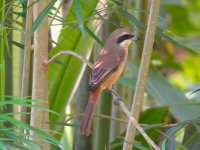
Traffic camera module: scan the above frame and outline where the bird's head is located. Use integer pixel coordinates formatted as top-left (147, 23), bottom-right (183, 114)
top-left (105, 28), bottom-right (139, 49)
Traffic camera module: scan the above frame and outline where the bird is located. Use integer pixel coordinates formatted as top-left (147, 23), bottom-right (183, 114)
top-left (80, 28), bottom-right (138, 136)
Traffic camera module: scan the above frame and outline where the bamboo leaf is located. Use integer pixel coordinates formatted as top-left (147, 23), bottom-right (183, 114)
top-left (48, 0), bottom-right (99, 141)
top-left (117, 8), bottom-right (200, 54)
top-left (0, 141), bottom-right (6, 150)
top-left (127, 62), bottom-right (200, 121)
top-left (73, 0), bottom-right (85, 36)
top-left (0, 115), bottom-right (61, 148)
top-left (30, 0), bottom-right (57, 35)
top-left (84, 25), bottom-right (103, 46)
top-left (8, 40), bottom-right (24, 49)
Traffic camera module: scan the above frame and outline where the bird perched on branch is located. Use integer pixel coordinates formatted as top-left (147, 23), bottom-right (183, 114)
top-left (80, 28), bottom-right (138, 136)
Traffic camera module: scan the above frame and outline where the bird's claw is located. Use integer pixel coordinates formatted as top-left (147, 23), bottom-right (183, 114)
top-left (106, 88), bottom-right (112, 93)
top-left (114, 97), bottom-right (122, 105)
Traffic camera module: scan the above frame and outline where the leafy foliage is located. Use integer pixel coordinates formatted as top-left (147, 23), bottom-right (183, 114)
top-left (1, 0), bottom-right (200, 149)
top-left (0, 96), bottom-right (62, 150)
top-left (48, 0), bottom-right (99, 131)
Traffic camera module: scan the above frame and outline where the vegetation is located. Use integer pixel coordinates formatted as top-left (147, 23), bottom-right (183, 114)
top-left (0, 0), bottom-right (200, 149)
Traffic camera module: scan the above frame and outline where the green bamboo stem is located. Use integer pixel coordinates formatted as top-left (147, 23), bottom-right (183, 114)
top-left (4, 0), bottom-right (13, 114)
top-left (123, 0), bottom-right (161, 149)
top-left (0, 0), bottom-right (5, 97)
top-left (73, 67), bottom-right (92, 150)
top-left (94, 91), bottom-right (112, 150)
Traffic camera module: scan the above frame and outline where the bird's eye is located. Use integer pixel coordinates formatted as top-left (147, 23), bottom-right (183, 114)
top-left (117, 34), bottom-right (134, 44)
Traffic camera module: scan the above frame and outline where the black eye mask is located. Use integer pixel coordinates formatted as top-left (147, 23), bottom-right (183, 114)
top-left (117, 34), bottom-right (134, 44)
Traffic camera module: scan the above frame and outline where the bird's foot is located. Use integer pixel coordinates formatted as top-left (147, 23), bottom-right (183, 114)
top-left (106, 88), bottom-right (113, 94)
top-left (106, 88), bottom-right (122, 105)
top-left (113, 97), bottom-right (122, 105)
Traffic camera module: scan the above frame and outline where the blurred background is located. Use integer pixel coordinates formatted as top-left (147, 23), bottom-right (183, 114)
top-left (1, 0), bottom-right (200, 149)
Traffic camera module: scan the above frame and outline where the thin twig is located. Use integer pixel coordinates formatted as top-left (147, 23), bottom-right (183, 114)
top-left (52, 113), bottom-right (127, 136)
top-left (43, 50), bottom-right (93, 68)
top-left (109, 89), bottom-right (160, 150)
top-left (52, 112), bottom-right (178, 136)
top-left (47, 51), bottom-right (159, 149)
top-left (123, 0), bottom-right (161, 149)
top-left (119, 101), bottom-right (160, 150)
top-left (65, 113), bottom-right (127, 124)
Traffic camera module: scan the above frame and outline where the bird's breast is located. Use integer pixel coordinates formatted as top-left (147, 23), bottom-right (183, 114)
top-left (100, 57), bottom-right (127, 90)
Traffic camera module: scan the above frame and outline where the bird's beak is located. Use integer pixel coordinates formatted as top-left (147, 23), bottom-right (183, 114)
top-left (132, 35), bottom-right (140, 42)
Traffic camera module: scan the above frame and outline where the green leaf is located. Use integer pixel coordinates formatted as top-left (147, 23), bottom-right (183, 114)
top-left (30, 0), bottom-right (57, 35)
top-left (126, 62), bottom-right (200, 121)
top-left (84, 25), bottom-right (103, 46)
top-left (48, 0), bottom-right (99, 140)
top-left (164, 4), bottom-right (197, 35)
top-left (110, 107), bottom-right (168, 150)
top-left (117, 8), bottom-right (200, 54)
top-left (9, 40), bottom-right (24, 49)
top-left (0, 141), bottom-right (6, 150)
top-left (136, 107), bottom-right (168, 149)
top-left (110, 140), bottom-right (149, 150)
top-left (0, 115), bottom-right (61, 148)
top-left (183, 125), bottom-right (200, 150)
top-left (73, 0), bottom-right (85, 36)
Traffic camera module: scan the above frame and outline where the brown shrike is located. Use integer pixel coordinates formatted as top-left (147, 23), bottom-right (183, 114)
top-left (80, 28), bottom-right (138, 136)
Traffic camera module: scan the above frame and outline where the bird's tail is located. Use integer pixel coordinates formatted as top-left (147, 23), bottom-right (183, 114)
top-left (80, 90), bottom-right (100, 136)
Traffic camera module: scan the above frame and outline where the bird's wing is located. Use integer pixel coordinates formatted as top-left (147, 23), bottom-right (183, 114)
top-left (88, 50), bottom-right (125, 92)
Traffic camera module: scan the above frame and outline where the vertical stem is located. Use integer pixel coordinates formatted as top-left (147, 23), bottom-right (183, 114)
top-left (94, 91), bottom-right (112, 150)
top-left (4, 0), bottom-right (13, 114)
top-left (137, 0), bottom-right (149, 58)
top-left (20, 0), bottom-right (33, 123)
top-left (73, 67), bottom-right (92, 150)
top-left (109, 86), bottom-right (121, 142)
top-left (123, 0), bottom-right (161, 149)
top-left (30, 0), bottom-right (49, 149)
top-left (0, 0), bottom-right (5, 97)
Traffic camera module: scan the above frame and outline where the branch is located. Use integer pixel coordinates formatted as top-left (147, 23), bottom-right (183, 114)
top-left (66, 113), bottom-right (127, 124)
top-left (48, 50), bottom-right (159, 149)
top-left (123, 0), bottom-right (161, 149)
top-left (43, 50), bottom-right (93, 68)
top-left (52, 113), bottom-right (127, 136)
top-left (119, 101), bottom-right (160, 149)
top-left (109, 89), bottom-right (160, 150)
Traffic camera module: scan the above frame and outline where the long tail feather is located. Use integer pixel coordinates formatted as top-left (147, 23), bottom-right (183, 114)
top-left (79, 101), bottom-right (95, 136)
top-left (80, 90), bottom-right (100, 136)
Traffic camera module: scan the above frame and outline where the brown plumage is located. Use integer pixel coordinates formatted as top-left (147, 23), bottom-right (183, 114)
top-left (80, 28), bottom-right (138, 136)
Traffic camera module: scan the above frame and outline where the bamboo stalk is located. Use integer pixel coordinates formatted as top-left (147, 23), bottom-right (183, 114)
top-left (30, 0), bottom-right (49, 149)
top-left (119, 100), bottom-right (160, 150)
top-left (20, 0), bottom-right (33, 123)
top-left (3, 0), bottom-right (14, 119)
top-left (94, 91), bottom-right (112, 150)
top-left (73, 67), bottom-right (92, 150)
top-left (0, 0), bottom-right (5, 97)
top-left (123, 0), bottom-right (161, 149)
